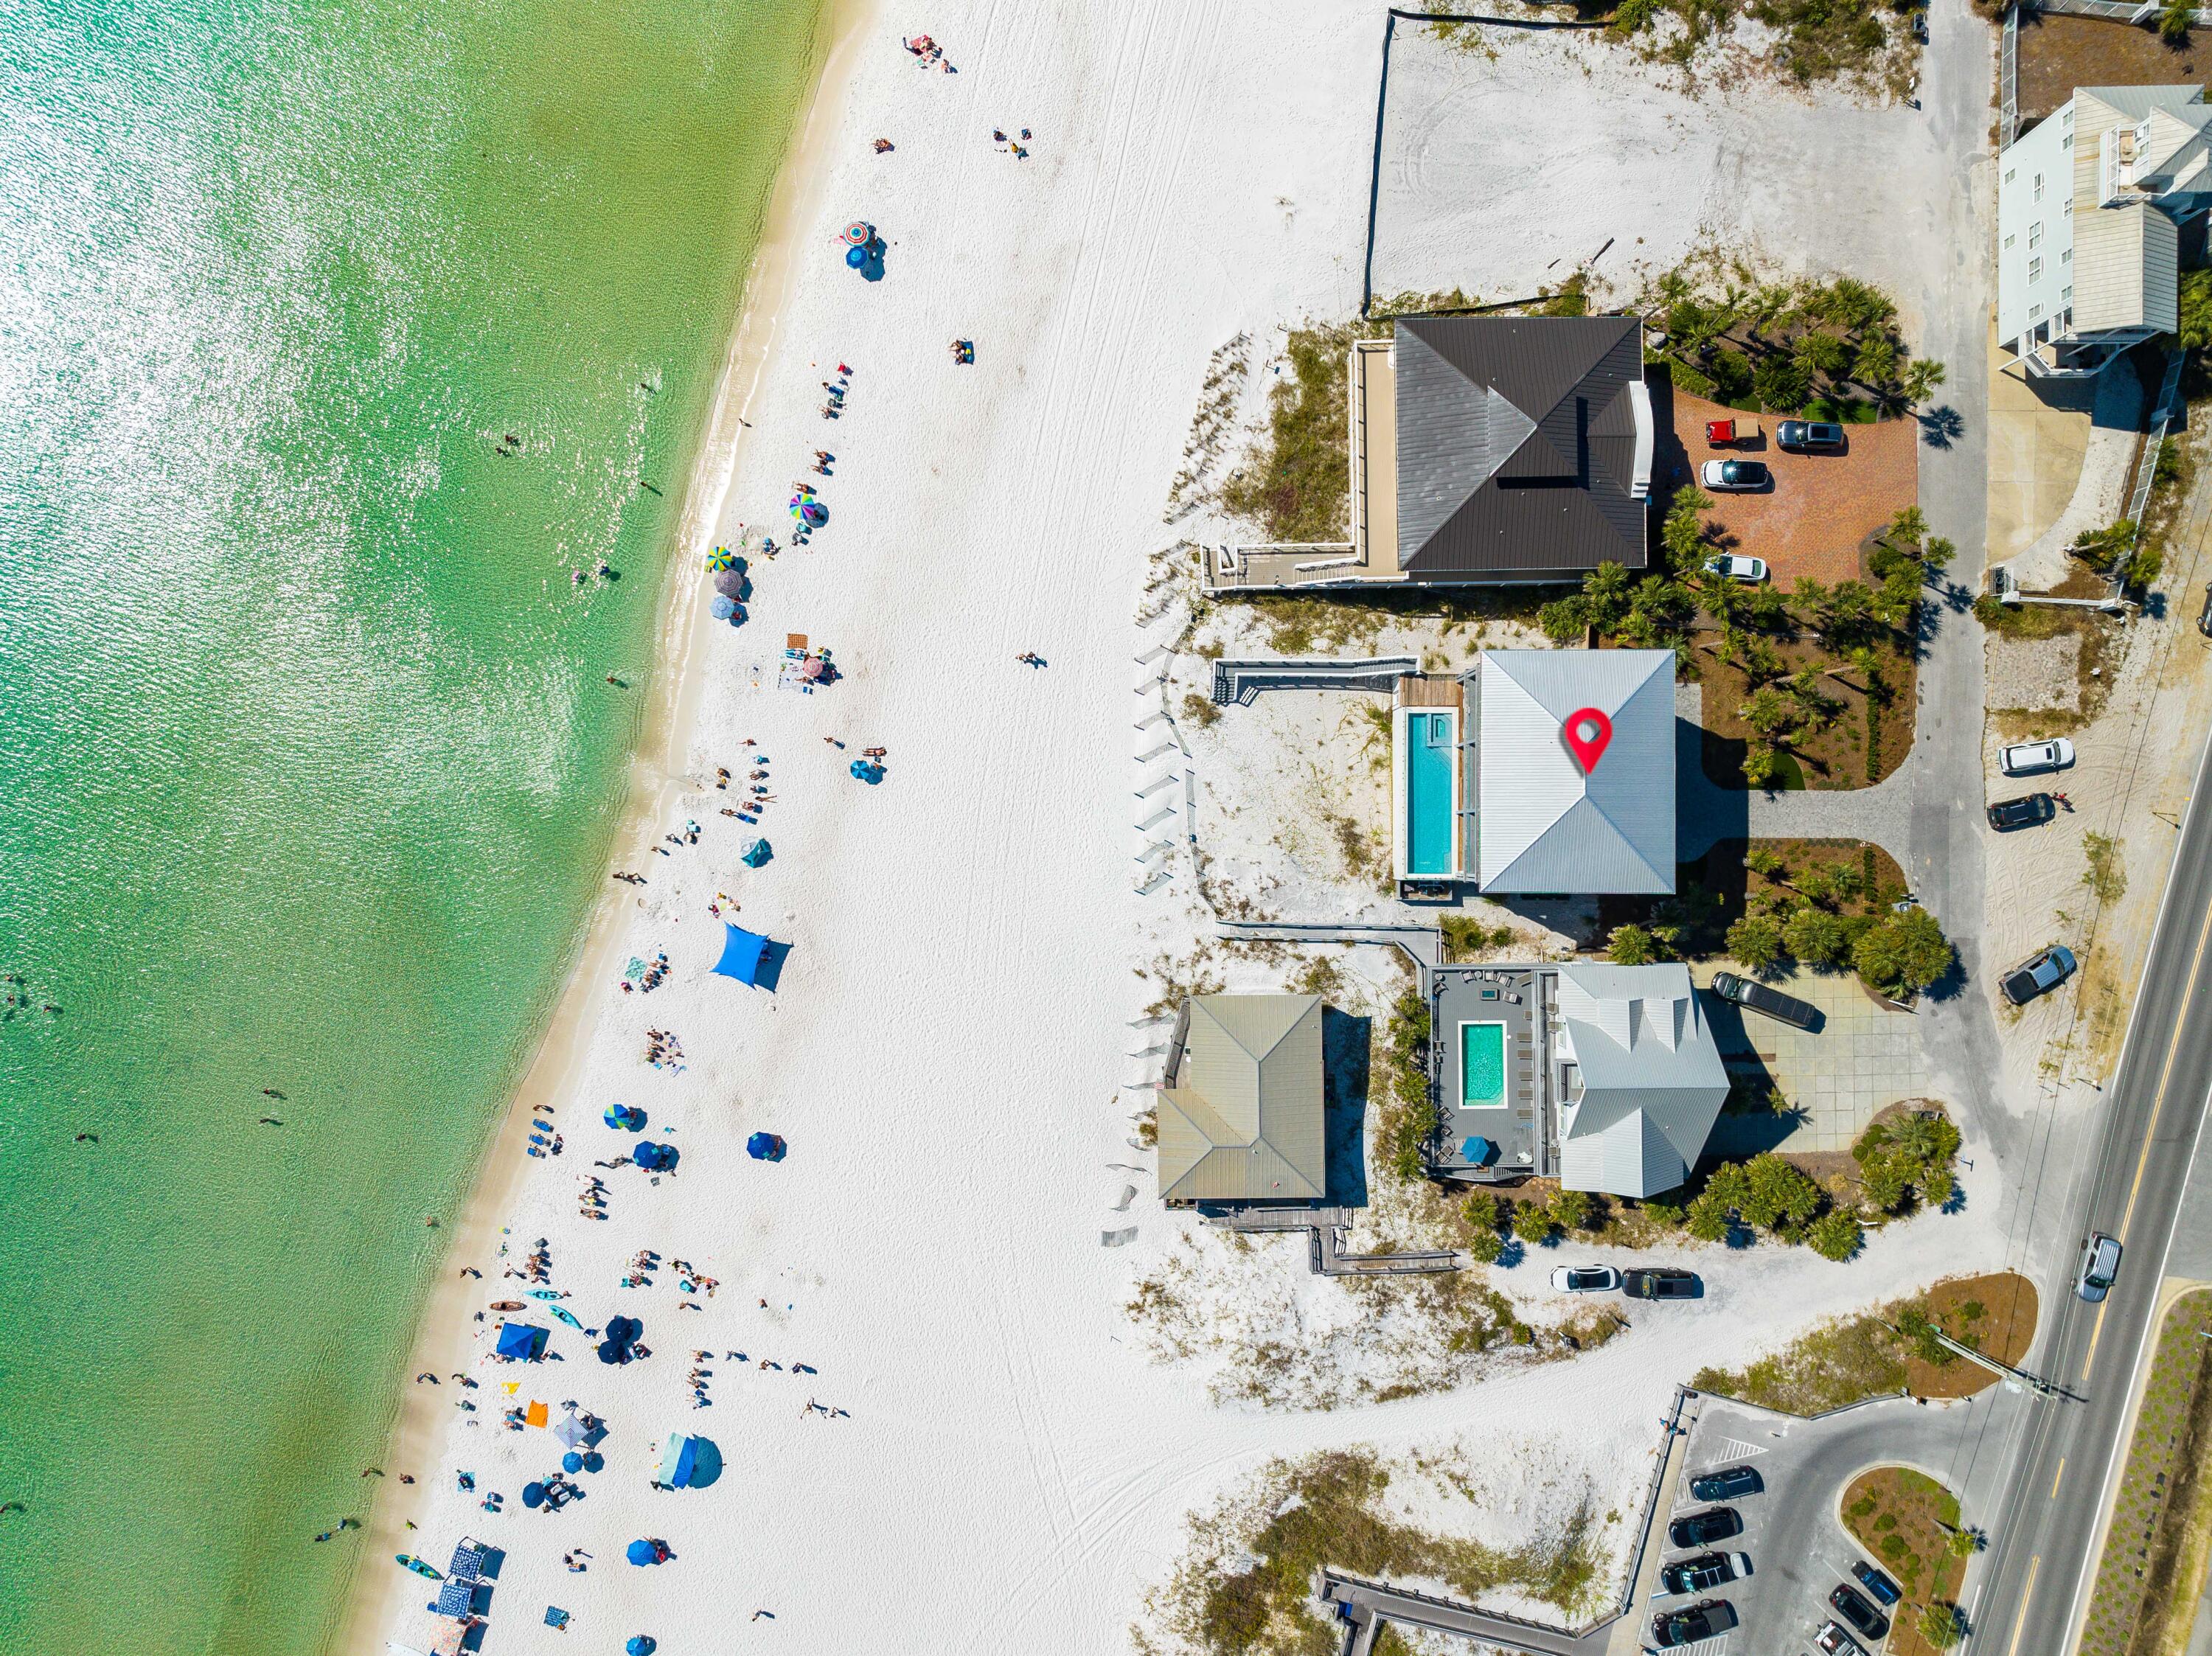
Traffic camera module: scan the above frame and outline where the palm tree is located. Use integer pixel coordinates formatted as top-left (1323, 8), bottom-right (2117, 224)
top-left (1899, 356), bottom-right (1947, 406)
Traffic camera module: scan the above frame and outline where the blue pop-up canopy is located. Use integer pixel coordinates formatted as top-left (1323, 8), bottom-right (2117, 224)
top-left (712, 924), bottom-right (769, 985)
top-left (434, 1579), bottom-right (474, 1618)
top-left (495, 1322), bottom-right (547, 1362)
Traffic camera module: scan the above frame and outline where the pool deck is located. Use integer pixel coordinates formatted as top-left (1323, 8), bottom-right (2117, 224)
top-left (1427, 965), bottom-right (1545, 1179)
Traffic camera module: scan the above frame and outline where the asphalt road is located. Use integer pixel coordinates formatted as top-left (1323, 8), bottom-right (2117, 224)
top-left (1968, 722), bottom-right (2212, 1655)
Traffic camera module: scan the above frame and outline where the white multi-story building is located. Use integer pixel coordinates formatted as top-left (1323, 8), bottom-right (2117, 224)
top-left (1998, 85), bottom-right (2212, 378)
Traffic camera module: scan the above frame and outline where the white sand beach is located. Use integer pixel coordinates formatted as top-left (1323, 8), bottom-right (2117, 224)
top-left (344, 6), bottom-right (1996, 1652)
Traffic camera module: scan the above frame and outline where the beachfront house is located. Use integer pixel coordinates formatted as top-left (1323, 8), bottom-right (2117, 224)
top-left (1206, 314), bottom-right (1655, 591)
top-left (1155, 994), bottom-right (1326, 1207)
top-left (1391, 647), bottom-right (1676, 902)
top-left (1427, 961), bottom-right (1728, 1198)
top-left (1999, 85), bottom-right (2212, 379)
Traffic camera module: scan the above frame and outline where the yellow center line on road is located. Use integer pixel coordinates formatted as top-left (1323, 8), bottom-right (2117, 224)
top-left (2084, 898), bottom-right (2212, 1384)
top-left (2051, 1457), bottom-right (2065, 1500)
top-left (2008, 1556), bottom-right (2041, 1656)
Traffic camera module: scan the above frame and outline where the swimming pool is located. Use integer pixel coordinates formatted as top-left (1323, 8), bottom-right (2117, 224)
top-left (1461, 1021), bottom-right (1506, 1108)
top-left (1403, 710), bottom-right (1456, 876)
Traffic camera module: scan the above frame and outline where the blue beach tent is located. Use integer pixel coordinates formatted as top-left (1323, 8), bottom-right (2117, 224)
top-left (740, 838), bottom-right (771, 868)
top-left (712, 924), bottom-right (769, 985)
top-left (653, 1433), bottom-right (698, 1490)
top-left (495, 1321), bottom-right (547, 1362)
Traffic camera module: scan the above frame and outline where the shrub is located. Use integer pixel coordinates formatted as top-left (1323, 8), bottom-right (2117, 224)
top-left (1708, 347), bottom-right (1755, 403)
top-left (1686, 1190), bottom-right (1733, 1242)
top-left (1607, 923), bottom-right (1658, 966)
top-left (1552, 1189), bottom-right (1593, 1232)
top-left (1807, 1210), bottom-right (1863, 1261)
top-left (1726, 914), bottom-right (1787, 973)
top-left (1741, 1152), bottom-right (1822, 1231)
top-left (1853, 908), bottom-right (1953, 998)
top-left (1512, 1199), bottom-right (1557, 1245)
top-left (1784, 905), bottom-right (1857, 968)
top-left (1918, 1602), bottom-right (1965, 1649)
top-left (1753, 353), bottom-right (1812, 411)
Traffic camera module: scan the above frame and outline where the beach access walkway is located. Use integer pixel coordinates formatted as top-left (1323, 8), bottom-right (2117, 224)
top-left (1209, 1206), bottom-right (1460, 1276)
top-left (1214, 917), bottom-right (1443, 969)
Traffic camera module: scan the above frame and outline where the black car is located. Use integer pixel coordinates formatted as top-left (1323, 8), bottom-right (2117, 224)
top-left (1660, 1550), bottom-right (1750, 1594)
top-left (1830, 1583), bottom-right (1889, 1641)
top-left (1851, 1559), bottom-right (1902, 1607)
top-left (1667, 1506), bottom-right (1743, 1548)
top-left (1710, 972), bottom-right (1822, 1031)
top-left (1777, 419), bottom-right (1847, 451)
top-left (1988, 793), bottom-right (2056, 832)
top-left (1652, 1599), bottom-right (1737, 1647)
top-left (1688, 1464), bottom-right (1762, 1502)
top-left (1627, 1267), bottom-right (1700, 1301)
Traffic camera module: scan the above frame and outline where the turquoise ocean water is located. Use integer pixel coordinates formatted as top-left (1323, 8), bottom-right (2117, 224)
top-left (0, 3), bottom-right (822, 1649)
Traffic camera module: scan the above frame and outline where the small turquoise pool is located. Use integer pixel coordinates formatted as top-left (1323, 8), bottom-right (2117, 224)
top-left (1461, 1021), bottom-right (1506, 1108)
top-left (1405, 710), bottom-right (1455, 876)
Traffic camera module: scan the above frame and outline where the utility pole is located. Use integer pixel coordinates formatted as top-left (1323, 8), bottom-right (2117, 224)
top-left (1924, 1326), bottom-right (2064, 1399)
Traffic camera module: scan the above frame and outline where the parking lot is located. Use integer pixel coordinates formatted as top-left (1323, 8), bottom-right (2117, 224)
top-left (1647, 1393), bottom-right (1973, 1653)
top-left (1660, 390), bottom-right (1920, 591)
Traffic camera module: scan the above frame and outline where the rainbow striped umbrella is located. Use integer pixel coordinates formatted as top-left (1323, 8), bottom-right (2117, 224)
top-left (705, 546), bottom-right (736, 571)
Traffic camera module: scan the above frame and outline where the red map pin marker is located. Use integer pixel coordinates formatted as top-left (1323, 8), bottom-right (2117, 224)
top-left (1562, 706), bottom-right (1613, 773)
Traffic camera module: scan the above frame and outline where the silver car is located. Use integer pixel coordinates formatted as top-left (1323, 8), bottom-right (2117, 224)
top-left (2078, 1232), bottom-right (2121, 1302)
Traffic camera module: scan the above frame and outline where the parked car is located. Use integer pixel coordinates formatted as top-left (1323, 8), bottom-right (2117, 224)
top-left (1626, 1267), bottom-right (1700, 1301)
top-left (1700, 459), bottom-right (1770, 492)
top-left (1688, 1464), bottom-right (1763, 1502)
top-left (1815, 1621), bottom-right (1869, 1656)
top-left (1667, 1506), bottom-right (1743, 1548)
top-left (1660, 1551), bottom-right (1752, 1595)
top-left (1652, 1599), bottom-right (1737, 1646)
top-left (1549, 1265), bottom-right (1619, 1293)
top-left (2001, 944), bottom-right (2076, 1006)
top-left (1911, 7), bottom-right (1930, 41)
top-left (1851, 1560), bottom-right (1902, 1607)
top-left (1830, 1583), bottom-right (1890, 1641)
top-left (2199, 582), bottom-right (2212, 639)
top-left (2000, 737), bottom-right (2076, 776)
top-left (2078, 1231), bottom-right (2123, 1302)
top-left (1777, 419), bottom-right (1847, 451)
top-left (1987, 793), bottom-right (2056, 832)
top-left (1710, 973), bottom-right (1822, 1031)
top-left (1706, 552), bottom-right (1769, 583)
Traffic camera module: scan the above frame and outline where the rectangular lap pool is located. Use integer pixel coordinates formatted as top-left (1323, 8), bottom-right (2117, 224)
top-left (1460, 1021), bottom-right (1506, 1108)
top-left (1403, 709), bottom-right (1456, 877)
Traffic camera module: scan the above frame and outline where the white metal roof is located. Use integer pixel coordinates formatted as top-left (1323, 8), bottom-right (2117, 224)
top-left (1473, 650), bottom-right (1674, 894)
top-left (1554, 964), bottom-right (1729, 1197)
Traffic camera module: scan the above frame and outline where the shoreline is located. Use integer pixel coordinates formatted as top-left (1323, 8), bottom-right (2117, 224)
top-left (327, 4), bottom-right (872, 1650)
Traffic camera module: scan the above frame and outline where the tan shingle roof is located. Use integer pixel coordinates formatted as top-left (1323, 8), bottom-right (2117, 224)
top-left (1157, 995), bottom-right (1326, 1203)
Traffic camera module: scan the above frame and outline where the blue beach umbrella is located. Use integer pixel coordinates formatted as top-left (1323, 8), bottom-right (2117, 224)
top-left (626, 1539), bottom-right (657, 1566)
top-left (561, 1452), bottom-right (583, 1473)
top-left (522, 1482), bottom-right (546, 1509)
top-left (746, 1131), bottom-right (786, 1162)
top-left (582, 1451), bottom-right (605, 1473)
top-left (628, 1638), bottom-right (658, 1655)
top-left (710, 594), bottom-right (736, 620)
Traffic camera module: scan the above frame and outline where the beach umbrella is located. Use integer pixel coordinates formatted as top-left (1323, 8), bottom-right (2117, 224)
top-left (705, 546), bottom-right (737, 571)
top-left (626, 1539), bottom-right (658, 1566)
top-left (627, 1638), bottom-right (657, 1655)
top-left (845, 244), bottom-right (868, 269)
top-left (582, 1451), bottom-right (605, 1472)
top-left (740, 838), bottom-right (771, 868)
top-left (561, 1451), bottom-right (584, 1474)
top-left (746, 1131), bottom-right (786, 1162)
top-left (604, 1103), bottom-right (644, 1131)
top-left (710, 594), bottom-right (736, 621)
top-left (713, 569), bottom-right (747, 599)
top-left (1461, 1135), bottom-right (1495, 1166)
top-left (522, 1482), bottom-right (546, 1509)
top-left (841, 220), bottom-right (872, 246)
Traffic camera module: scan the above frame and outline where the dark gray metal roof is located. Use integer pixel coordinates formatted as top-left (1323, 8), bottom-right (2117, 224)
top-left (1394, 315), bottom-right (1648, 581)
